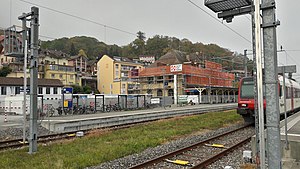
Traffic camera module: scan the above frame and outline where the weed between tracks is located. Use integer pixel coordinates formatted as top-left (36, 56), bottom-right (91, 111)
top-left (0, 110), bottom-right (242, 169)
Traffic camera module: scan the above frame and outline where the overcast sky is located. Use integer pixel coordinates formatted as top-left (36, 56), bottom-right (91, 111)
top-left (1, 0), bottom-right (300, 78)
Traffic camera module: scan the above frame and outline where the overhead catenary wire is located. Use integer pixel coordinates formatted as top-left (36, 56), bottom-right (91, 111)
top-left (18, 0), bottom-right (136, 36)
top-left (1, 25), bottom-right (60, 41)
top-left (186, 0), bottom-right (251, 44)
top-left (285, 51), bottom-right (300, 67)
top-left (186, 0), bottom-right (300, 72)
top-left (4, 0), bottom-right (299, 71)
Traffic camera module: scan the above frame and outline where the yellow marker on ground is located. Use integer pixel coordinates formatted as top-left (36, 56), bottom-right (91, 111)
top-left (205, 143), bottom-right (226, 148)
top-left (212, 143), bottom-right (225, 148)
top-left (165, 159), bottom-right (191, 166)
top-left (67, 133), bottom-right (76, 137)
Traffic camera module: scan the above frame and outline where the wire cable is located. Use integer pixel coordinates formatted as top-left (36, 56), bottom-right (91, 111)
top-left (186, 0), bottom-right (251, 44)
top-left (1, 25), bottom-right (60, 40)
top-left (18, 0), bottom-right (136, 36)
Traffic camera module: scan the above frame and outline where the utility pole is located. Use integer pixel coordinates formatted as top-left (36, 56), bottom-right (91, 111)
top-left (21, 13), bottom-right (28, 144)
top-left (251, 3), bottom-right (260, 168)
top-left (262, 0), bottom-right (281, 168)
top-left (18, 7), bottom-right (39, 154)
top-left (29, 6), bottom-right (39, 154)
top-left (254, 0), bottom-right (265, 168)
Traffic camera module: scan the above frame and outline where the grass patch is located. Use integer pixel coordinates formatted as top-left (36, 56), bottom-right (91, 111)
top-left (0, 110), bottom-right (242, 169)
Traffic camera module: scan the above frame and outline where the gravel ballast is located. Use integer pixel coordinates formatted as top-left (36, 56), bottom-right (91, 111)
top-left (89, 123), bottom-right (255, 169)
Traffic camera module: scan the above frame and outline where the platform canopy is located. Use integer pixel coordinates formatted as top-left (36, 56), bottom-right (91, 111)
top-left (205, 0), bottom-right (252, 12)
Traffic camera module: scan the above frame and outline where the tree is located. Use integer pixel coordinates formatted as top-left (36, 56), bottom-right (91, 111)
top-left (78, 49), bottom-right (88, 57)
top-left (70, 43), bottom-right (76, 56)
top-left (72, 85), bottom-right (83, 94)
top-left (145, 35), bottom-right (169, 58)
top-left (0, 66), bottom-right (12, 77)
top-left (131, 38), bottom-right (145, 57)
top-left (83, 86), bottom-right (92, 94)
top-left (137, 31), bottom-right (146, 41)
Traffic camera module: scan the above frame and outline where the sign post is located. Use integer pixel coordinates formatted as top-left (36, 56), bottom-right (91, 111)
top-left (278, 65), bottom-right (296, 150)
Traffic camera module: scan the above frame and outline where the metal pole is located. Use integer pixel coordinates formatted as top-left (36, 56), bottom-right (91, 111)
top-left (282, 68), bottom-right (289, 150)
top-left (209, 76), bottom-right (211, 104)
top-left (250, 2), bottom-right (260, 167)
top-left (254, 0), bottom-right (265, 168)
top-left (163, 69), bottom-right (165, 108)
top-left (23, 40), bottom-right (27, 144)
top-left (244, 49), bottom-right (248, 77)
top-left (174, 74), bottom-right (177, 105)
top-left (262, 0), bottom-right (281, 168)
top-left (29, 7), bottom-right (39, 154)
top-left (200, 89), bottom-right (202, 103)
top-left (21, 15), bottom-right (28, 144)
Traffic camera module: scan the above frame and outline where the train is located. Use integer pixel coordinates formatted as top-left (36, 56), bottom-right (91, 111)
top-left (237, 75), bottom-right (300, 123)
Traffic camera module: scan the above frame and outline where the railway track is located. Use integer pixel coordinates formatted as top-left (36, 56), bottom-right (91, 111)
top-left (129, 124), bottom-right (254, 169)
top-left (0, 132), bottom-right (78, 151)
top-left (0, 122), bottom-right (151, 151)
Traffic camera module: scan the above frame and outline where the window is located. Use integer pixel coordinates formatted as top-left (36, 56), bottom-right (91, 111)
top-left (46, 87), bottom-right (50, 94)
top-left (15, 87), bottom-right (21, 94)
top-left (70, 75), bottom-right (74, 79)
top-left (157, 89), bottom-right (162, 96)
top-left (59, 74), bottom-right (63, 78)
top-left (240, 79), bottom-right (265, 98)
top-left (38, 87), bottom-right (43, 94)
top-left (1, 87), bottom-right (7, 95)
top-left (51, 74), bottom-right (55, 78)
top-left (53, 87), bottom-right (58, 94)
top-left (115, 70), bottom-right (119, 78)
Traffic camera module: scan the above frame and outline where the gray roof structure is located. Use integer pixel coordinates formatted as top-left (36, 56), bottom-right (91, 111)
top-left (0, 77), bottom-right (63, 87)
top-left (148, 50), bottom-right (207, 68)
top-left (39, 49), bottom-right (70, 59)
top-left (149, 50), bottom-right (187, 67)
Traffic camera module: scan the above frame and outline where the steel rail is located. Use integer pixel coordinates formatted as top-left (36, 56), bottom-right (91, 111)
top-left (0, 131), bottom-right (78, 151)
top-left (191, 136), bottom-right (251, 169)
top-left (128, 124), bottom-right (252, 169)
top-left (0, 120), bottom-right (156, 151)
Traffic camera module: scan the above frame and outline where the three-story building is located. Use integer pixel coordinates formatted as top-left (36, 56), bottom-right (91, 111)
top-left (97, 55), bottom-right (143, 94)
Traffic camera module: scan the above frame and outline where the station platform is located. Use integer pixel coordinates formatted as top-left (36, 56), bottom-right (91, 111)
top-left (250, 112), bottom-right (300, 169)
top-left (281, 113), bottom-right (300, 169)
top-left (40, 103), bottom-right (236, 132)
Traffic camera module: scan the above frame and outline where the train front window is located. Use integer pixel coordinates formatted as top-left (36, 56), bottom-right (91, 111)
top-left (241, 81), bottom-right (254, 98)
top-left (241, 79), bottom-right (265, 98)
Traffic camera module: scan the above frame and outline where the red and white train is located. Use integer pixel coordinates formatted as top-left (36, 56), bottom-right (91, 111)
top-left (237, 75), bottom-right (300, 123)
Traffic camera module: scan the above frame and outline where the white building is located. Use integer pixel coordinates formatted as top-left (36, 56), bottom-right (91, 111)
top-left (139, 55), bottom-right (155, 66)
top-left (0, 77), bottom-right (63, 114)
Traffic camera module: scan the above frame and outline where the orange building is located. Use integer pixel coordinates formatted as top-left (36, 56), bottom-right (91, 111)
top-left (136, 50), bottom-right (237, 103)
